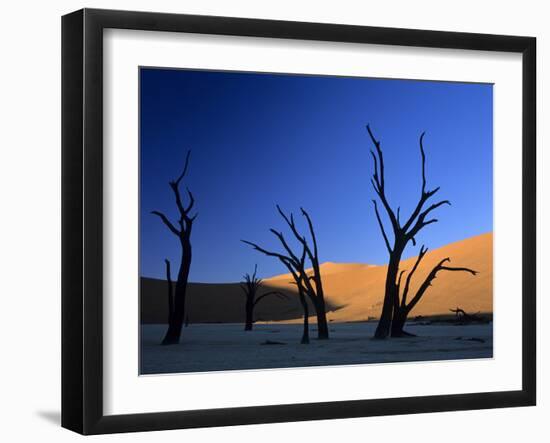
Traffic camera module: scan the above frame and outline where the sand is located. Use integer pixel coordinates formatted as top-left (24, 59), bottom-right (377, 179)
top-left (141, 233), bottom-right (493, 324)
top-left (266, 232), bottom-right (493, 322)
top-left (140, 322), bottom-right (493, 374)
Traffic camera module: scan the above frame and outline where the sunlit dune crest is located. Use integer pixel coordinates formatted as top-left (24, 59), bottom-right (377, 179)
top-left (265, 262), bottom-right (377, 281)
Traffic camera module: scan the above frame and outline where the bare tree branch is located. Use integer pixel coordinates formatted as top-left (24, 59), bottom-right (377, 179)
top-left (173, 150), bottom-right (191, 186)
top-left (397, 269), bottom-right (406, 292)
top-left (439, 266), bottom-right (478, 275)
top-left (239, 283), bottom-right (249, 296)
top-left (269, 229), bottom-right (301, 266)
top-left (151, 211), bottom-right (180, 236)
top-left (267, 228), bottom-right (318, 301)
top-left (169, 182), bottom-right (186, 217)
top-left (156, 150), bottom-right (197, 242)
top-left (298, 207), bottom-right (326, 301)
top-left (300, 207), bottom-right (319, 260)
top-left (184, 188), bottom-right (195, 214)
top-left (395, 269), bottom-right (407, 311)
top-left (241, 240), bottom-right (297, 267)
top-left (276, 205), bottom-right (316, 265)
top-left (253, 291), bottom-right (289, 307)
top-left (405, 257), bottom-right (477, 313)
top-left (407, 200), bottom-right (451, 239)
top-left (366, 125), bottom-right (400, 233)
top-left (419, 199), bottom-right (450, 220)
top-left (419, 131), bottom-right (427, 193)
top-left (401, 133), bottom-right (447, 233)
top-left (373, 200), bottom-right (392, 253)
top-left (242, 237), bottom-right (314, 298)
top-left (370, 150), bottom-right (379, 184)
top-left (366, 125), bottom-right (385, 190)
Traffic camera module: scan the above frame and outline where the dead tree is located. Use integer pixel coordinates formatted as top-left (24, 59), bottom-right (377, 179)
top-left (151, 150), bottom-right (197, 345)
top-left (242, 205), bottom-right (329, 340)
top-left (240, 264), bottom-right (288, 331)
top-left (450, 307), bottom-right (487, 324)
top-left (366, 125), bottom-right (477, 338)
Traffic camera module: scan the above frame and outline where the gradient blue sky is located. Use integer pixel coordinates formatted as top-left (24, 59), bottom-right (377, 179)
top-left (140, 68), bottom-right (493, 283)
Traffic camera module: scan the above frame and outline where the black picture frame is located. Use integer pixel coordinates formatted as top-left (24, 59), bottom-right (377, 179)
top-left (62, 8), bottom-right (536, 435)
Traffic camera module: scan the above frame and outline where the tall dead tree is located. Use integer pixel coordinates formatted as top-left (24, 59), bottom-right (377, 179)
top-left (151, 150), bottom-right (197, 345)
top-left (240, 264), bottom-right (288, 331)
top-left (367, 125), bottom-right (477, 338)
top-left (242, 205), bottom-right (329, 340)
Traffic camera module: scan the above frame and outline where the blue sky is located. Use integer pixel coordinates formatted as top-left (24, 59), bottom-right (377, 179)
top-left (140, 68), bottom-right (493, 283)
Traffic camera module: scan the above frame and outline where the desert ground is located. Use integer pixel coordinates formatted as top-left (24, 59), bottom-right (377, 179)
top-left (141, 322), bottom-right (493, 374)
top-left (140, 233), bottom-right (493, 374)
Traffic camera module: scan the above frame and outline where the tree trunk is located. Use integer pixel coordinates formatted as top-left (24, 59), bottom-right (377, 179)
top-left (165, 259), bottom-right (173, 325)
top-left (314, 297), bottom-right (329, 340)
top-left (298, 291), bottom-right (309, 344)
top-left (374, 252), bottom-right (402, 339)
top-left (390, 309), bottom-right (409, 337)
top-left (301, 309), bottom-right (310, 344)
top-left (161, 245), bottom-right (191, 345)
top-left (244, 299), bottom-right (254, 331)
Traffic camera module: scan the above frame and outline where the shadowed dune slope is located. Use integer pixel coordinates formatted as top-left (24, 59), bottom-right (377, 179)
top-left (140, 278), bottom-right (323, 324)
top-left (140, 233), bottom-right (492, 324)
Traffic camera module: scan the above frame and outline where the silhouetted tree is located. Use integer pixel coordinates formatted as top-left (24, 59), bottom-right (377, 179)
top-left (151, 150), bottom-right (197, 345)
top-left (240, 264), bottom-right (288, 331)
top-left (449, 307), bottom-right (487, 324)
top-left (366, 125), bottom-right (477, 338)
top-left (242, 205), bottom-right (329, 340)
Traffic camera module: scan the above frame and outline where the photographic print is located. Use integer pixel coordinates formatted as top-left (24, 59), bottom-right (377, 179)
top-left (139, 68), bottom-right (493, 375)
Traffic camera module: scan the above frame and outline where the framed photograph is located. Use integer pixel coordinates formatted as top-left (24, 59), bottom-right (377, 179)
top-left (62, 8), bottom-right (536, 434)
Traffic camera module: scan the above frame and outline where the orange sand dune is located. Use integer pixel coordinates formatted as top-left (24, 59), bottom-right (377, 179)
top-left (140, 233), bottom-right (492, 324)
top-left (265, 232), bottom-right (492, 322)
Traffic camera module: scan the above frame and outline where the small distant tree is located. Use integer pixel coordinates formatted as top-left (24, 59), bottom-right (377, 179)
top-left (243, 205), bottom-right (329, 340)
top-left (366, 125), bottom-right (477, 338)
top-left (449, 307), bottom-right (487, 324)
top-left (151, 150), bottom-right (197, 345)
top-left (240, 264), bottom-right (288, 331)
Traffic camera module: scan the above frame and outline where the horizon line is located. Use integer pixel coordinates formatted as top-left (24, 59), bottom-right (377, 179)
top-left (140, 231), bottom-right (493, 284)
